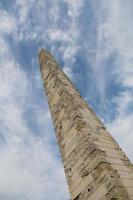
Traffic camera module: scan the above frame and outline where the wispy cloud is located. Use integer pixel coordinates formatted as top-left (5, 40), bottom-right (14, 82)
top-left (0, 2), bottom-right (69, 199)
top-left (0, 9), bottom-right (16, 35)
top-left (83, 0), bottom-right (133, 161)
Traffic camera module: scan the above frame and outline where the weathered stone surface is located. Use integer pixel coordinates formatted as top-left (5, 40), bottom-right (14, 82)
top-left (38, 48), bottom-right (133, 200)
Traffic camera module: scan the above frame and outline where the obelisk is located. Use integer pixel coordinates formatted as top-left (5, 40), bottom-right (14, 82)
top-left (38, 48), bottom-right (133, 200)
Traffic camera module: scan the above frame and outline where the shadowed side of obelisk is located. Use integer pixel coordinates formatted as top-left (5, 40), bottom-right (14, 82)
top-left (38, 48), bottom-right (133, 200)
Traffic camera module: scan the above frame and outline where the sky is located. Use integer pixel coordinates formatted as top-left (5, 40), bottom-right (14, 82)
top-left (0, 0), bottom-right (133, 199)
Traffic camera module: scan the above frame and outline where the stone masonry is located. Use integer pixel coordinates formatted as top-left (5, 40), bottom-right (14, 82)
top-left (38, 48), bottom-right (133, 200)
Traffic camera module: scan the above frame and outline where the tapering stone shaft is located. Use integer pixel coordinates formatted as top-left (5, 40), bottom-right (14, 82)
top-left (38, 48), bottom-right (133, 200)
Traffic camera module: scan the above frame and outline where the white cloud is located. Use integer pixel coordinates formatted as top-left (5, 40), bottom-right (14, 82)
top-left (107, 92), bottom-right (133, 161)
top-left (87, 0), bottom-right (133, 161)
top-left (0, 9), bottom-right (16, 35)
top-left (0, 9), bottom-right (69, 198)
top-left (97, 0), bottom-right (133, 87)
top-left (0, 139), bottom-right (68, 200)
top-left (65, 0), bottom-right (83, 18)
top-left (48, 29), bottom-right (72, 43)
top-left (0, 57), bottom-right (69, 199)
top-left (63, 66), bottom-right (74, 79)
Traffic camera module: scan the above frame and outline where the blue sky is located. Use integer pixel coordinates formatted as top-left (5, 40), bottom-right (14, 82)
top-left (0, 0), bottom-right (133, 199)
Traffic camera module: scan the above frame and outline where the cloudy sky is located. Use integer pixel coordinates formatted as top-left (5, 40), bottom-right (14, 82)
top-left (0, 0), bottom-right (133, 199)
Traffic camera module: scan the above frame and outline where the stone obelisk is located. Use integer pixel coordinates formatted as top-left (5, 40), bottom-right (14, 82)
top-left (38, 48), bottom-right (133, 200)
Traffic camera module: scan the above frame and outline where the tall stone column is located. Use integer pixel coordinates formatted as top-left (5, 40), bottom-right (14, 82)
top-left (38, 48), bottom-right (133, 200)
